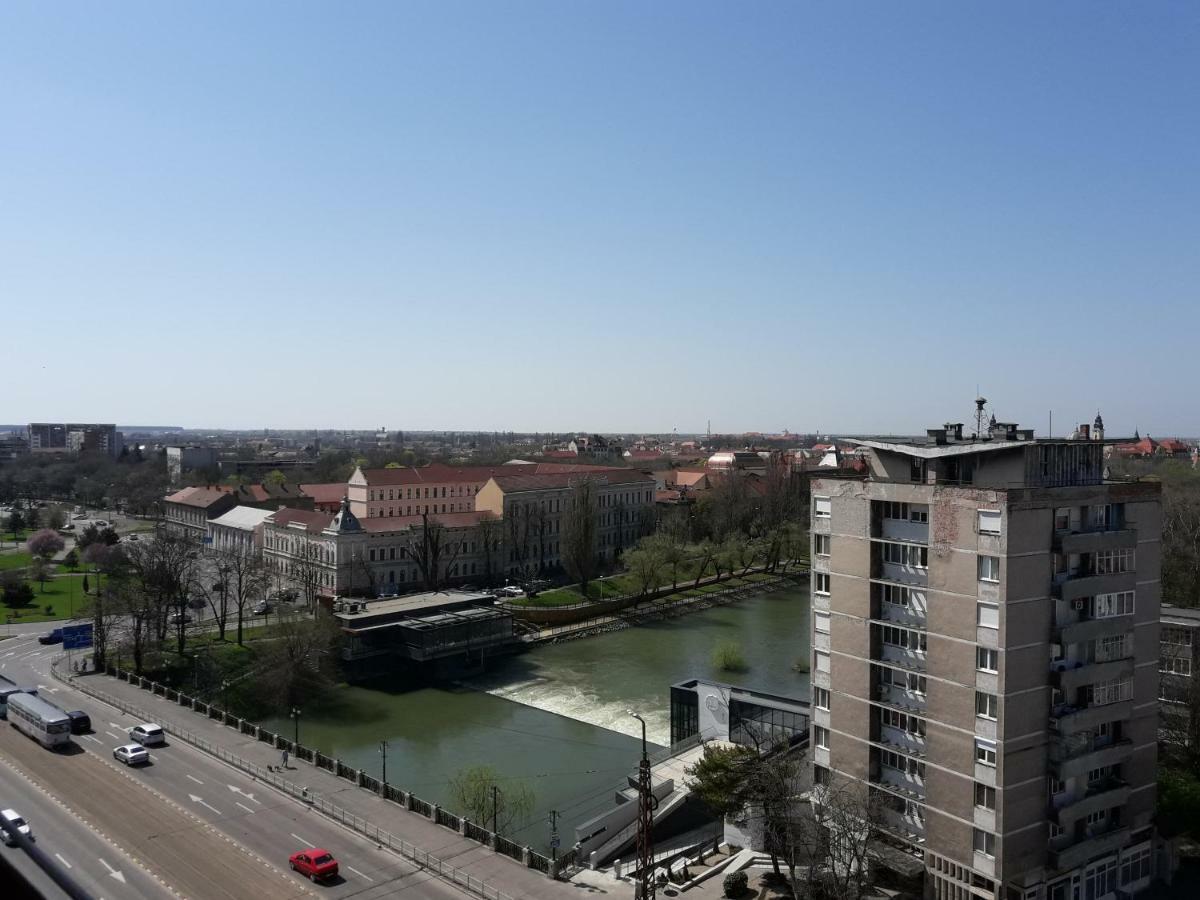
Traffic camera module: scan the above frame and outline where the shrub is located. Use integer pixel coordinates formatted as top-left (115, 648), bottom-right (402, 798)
top-left (713, 640), bottom-right (748, 673)
top-left (723, 870), bottom-right (749, 898)
top-left (63, 549), bottom-right (79, 568)
top-left (44, 604), bottom-right (53, 615)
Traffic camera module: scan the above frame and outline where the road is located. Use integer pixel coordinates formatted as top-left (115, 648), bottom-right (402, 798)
top-left (1, 647), bottom-right (474, 899)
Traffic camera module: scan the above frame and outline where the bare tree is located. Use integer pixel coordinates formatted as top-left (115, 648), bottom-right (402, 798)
top-left (475, 512), bottom-right (501, 588)
top-left (291, 539), bottom-right (326, 611)
top-left (218, 547), bottom-right (270, 645)
top-left (561, 478), bottom-right (598, 597)
top-left (408, 513), bottom-right (462, 592)
top-left (123, 528), bottom-right (198, 662)
top-left (812, 775), bottom-right (886, 900)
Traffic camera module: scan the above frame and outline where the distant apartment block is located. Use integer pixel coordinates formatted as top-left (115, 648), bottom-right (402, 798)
top-left (811, 417), bottom-right (1162, 900)
top-left (166, 446), bottom-right (218, 484)
top-left (28, 422), bottom-right (122, 458)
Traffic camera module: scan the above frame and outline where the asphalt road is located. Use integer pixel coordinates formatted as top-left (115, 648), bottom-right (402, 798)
top-left (1, 647), bottom-right (474, 900)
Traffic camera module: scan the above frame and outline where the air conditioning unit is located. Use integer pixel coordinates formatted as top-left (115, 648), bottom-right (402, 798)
top-left (1073, 599), bottom-right (1085, 611)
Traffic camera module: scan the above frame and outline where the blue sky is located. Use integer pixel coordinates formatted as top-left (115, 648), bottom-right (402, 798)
top-left (2, 2), bottom-right (1197, 436)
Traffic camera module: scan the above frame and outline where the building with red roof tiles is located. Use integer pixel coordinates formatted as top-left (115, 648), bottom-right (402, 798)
top-left (300, 482), bottom-right (350, 512)
top-left (163, 486), bottom-right (237, 540)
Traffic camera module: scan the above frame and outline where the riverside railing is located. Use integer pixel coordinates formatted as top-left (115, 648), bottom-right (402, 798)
top-left (54, 660), bottom-right (569, 887)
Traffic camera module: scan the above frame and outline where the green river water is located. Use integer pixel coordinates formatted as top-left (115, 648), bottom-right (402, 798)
top-left (261, 583), bottom-right (810, 850)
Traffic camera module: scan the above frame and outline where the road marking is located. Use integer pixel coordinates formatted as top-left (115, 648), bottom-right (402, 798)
top-left (290, 832), bottom-right (314, 847)
top-left (108, 722), bottom-right (124, 730)
top-left (346, 866), bottom-right (373, 882)
top-left (235, 801), bottom-right (255, 815)
top-left (37, 684), bottom-right (58, 693)
top-left (99, 859), bottom-right (127, 884)
top-left (105, 731), bottom-right (121, 740)
top-left (227, 784), bottom-right (260, 803)
top-left (83, 735), bottom-right (102, 744)
top-left (187, 793), bottom-right (221, 815)
top-left (55, 853), bottom-right (72, 869)
top-left (186, 775), bottom-right (204, 785)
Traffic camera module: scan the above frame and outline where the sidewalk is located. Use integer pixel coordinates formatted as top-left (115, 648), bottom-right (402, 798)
top-left (56, 660), bottom-right (632, 900)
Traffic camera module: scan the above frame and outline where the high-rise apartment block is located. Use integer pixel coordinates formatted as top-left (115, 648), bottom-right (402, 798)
top-left (28, 422), bottom-right (122, 458)
top-left (811, 418), bottom-right (1162, 900)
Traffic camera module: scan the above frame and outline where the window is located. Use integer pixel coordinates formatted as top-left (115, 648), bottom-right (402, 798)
top-left (1087, 765), bottom-right (1118, 786)
top-left (978, 555), bottom-right (1000, 582)
top-left (975, 691), bottom-right (998, 720)
top-left (813, 726), bottom-right (829, 748)
top-left (880, 666), bottom-right (926, 694)
top-left (881, 708), bottom-right (926, 736)
top-left (1163, 626), bottom-right (1194, 646)
top-left (977, 647), bottom-right (999, 672)
top-left (972, 829), bottom-right (996, 858)
top-left (814, 573), bottom-right (831, 595)
top-left (910, 505), bottom-right (929, 523)
top-left (1048, 775), bottom-right (1065, 796)
top-left (1085, 809), bottom-right (1107, 827)
top-left (1054, 507), bottom-right (1071, 531)
top-left (879, 583), bottom-right (910, 607)
top-left (814, 687), bottom-right (830, 710)
top-left (1092, 634), bottom-right (1129, 662)
top-left (1086, 677), bottom-right (1132, 706)
top-left (1085, 858), bottom-right (1118, 900)
top-left (814, 497), bottom-right (831, 519)
top-left (880, 625), bottom-right (927, 652)
top-left (977, 602), bottom-right (999, 629)
top-left (1120, 845), bottom-right (1152, 886)
top-left (882, 542), bottom-right (928, 568)
top-left (1093, 548), bottom-right (1134, 575)
top-left (1093, 591), bottom-right (1135, 618)
top-left (978, 510), bottom-right (1002, 535)
top-left (1049, 822), bottom-right (1065, 840)
top-left (880, 749), bottom-right (925, 777)
top-left (815, 651), bottom-right (830, 673)
top-left (975, 738), bottom-right (997, 767)
top-left (814, 534), bottom-right (831, 556)
top-left (910, 458), bottom-right (926, 483)
top-left (814, 611), bottom-right (831, 634)
top-left (974, 782), bottom-right (996, 810)
top-left (1161, 656), bottom-right (1192, 676)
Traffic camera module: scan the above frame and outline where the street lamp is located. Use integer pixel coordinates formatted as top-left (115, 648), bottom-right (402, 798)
top-left (290, 707), bottom-right (302, 747)
top-left (379, 739), bottom-right (388, 785)
top-left (629, 711), bottom-right (655, 900)
top-left (221, 680), bottom-right (229, 711)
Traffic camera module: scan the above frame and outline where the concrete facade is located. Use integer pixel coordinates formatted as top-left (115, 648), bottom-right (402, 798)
top-left (811, 424), bottom-right (1162, 900)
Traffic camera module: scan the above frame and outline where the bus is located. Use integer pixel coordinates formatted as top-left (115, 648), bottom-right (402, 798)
top-left (6, 692), bottom-right (72, 749)
top-left (0, 675), bottom-right (23, 719)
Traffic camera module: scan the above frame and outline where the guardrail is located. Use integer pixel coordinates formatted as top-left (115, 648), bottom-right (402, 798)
top-left (53, 659), bottom-right (569, 892)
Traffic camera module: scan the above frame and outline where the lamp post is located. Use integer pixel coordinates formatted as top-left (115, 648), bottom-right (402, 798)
top-left (290, 707), bottom-right (301, 747)
top-left (221, 680), bottom-right (229, 711)
top-left (630, 711), bottom-right (656, 900)
top-left (379, 739), bottom-right (388, 786)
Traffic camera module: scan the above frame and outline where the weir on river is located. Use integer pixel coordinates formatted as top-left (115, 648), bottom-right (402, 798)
top-left (261, 583), bottom-right (810, 851)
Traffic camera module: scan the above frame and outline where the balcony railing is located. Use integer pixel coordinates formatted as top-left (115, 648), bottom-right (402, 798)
top-left (1050, 824), bottom-right (1130, 871)
top-left (1050, 699), bottom-right (1134, 735)
top-left (1052, 778), bottom-right (1131, 826)
top-left (1052, 656), bottom-right (1134, 693)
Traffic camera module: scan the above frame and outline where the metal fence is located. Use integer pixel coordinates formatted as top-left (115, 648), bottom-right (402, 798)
top-left (57, 664), bottom-right (562, 895)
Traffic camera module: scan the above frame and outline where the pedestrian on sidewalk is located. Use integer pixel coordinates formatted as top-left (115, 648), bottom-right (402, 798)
top-left (281, 748), bottom-right (289, 769)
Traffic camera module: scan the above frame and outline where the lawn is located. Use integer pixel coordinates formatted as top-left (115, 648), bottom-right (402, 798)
top-left (1, 576), bottom-right (92, 623)
top-left (0, 552), bottom-right (33, 571)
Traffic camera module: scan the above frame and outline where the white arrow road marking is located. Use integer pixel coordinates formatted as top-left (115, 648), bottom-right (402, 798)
top-left (346, 866), bottom-right (373, 882)
top-left (37, 684), bottom-right (58, 693)
top-left (105, 731), bottom-right (121, 740)
top-left (235, 801), bottom-right (255, 815)
top-left (108, 722), bottom-right (124, 730)
top-left (55, 853), bottom-right (72, 869)
top-left (83, 735), bottom-right (102, 744)
top-left (186, 775), bottom-right (204, 785)
top-left (227, 784), bottom-right (260, 803)
top-left (188, 794), bottom-right (221, 815)
top-left (290, 832), bottom-right (314, 847)
top-left (99, 859), bottom-right (126, 883)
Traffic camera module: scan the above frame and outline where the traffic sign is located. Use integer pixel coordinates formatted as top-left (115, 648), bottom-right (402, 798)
top-left (550, 835), bottom-right (560, 849)
top-left (62, 623), bottom-right (93, 650)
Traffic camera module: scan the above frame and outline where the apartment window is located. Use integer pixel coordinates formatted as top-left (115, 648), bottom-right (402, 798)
top-left (1054, 508), bottom-right (1071, 531)
top-left (1093, 591), bottom-right (1135, 618)
top-left (881, 708), bottom-right (926, 736)
top-left (910, 504), bottom-right (929, 523)
top-left (881, 625), bottom-right (926, 652)
top-left (880, 749), bottom-right (925, 777)
top-left (879, 583), bottom-right (911, 607)
top-left (1086, 677), bottom-right (1132, 707)
top-left (1049, 822), bottom-right (1065, 840)
top-left (881, 666), bottom-right (927, 694)
top-left (1087, 765), bottom-right (1118, 786)
top-left (814, 765), bottom-right (830, 786)
top-left (1120, 846), bottom-right (1152, 886)
top-left (972, 829), bottom-right (996, 858)
top-left (978, 510), bottom-right (1002, 535)
top-left (814, 534), bottom-right (831, 556)
top-left (978, 555), bottom-right (1000, 583)
top-left (813, 726), bottom-right (830, 749)
top-left (1092, 634), bottom-right (1129, 663)
top-left (815, 651), bottom-right (830, 673)
top-left (974, 782), bottom-right (996, 811)
top-left (1048, 775), bottom-right (1065, 796)
top-left (974, 738), bottom-right (997, 767)
top-left (1085, 858), bottom-right (1118, 900)
top-left (369, 549), bottom-right (376, 562)
top-left (1085, 809), bottom-right (1108, 828)
top-left (1093, 548), bottom-right (1134, 575)
top-left (977, 601), bottom-right (999, 629)
top-left (910, 458), bottom-right (926, 483)
top-left (814, 573), bottom-right (831, 595)
top-left (814, 687), bottom-right (830, 710)
top-left (882, 542), bottom-right (928, 568)
top-left (977, 647), bottom-right (999, 672)
top-left (814, 611), bottom-right (831, 634)
top-left (814, 497), bottom-right (831, 519)
top-left (1161, 656), bottom-right (1192, 676)
top-left (975, 691), bottom-right (998, 720)
top-left (1163, 626), bottom-right (1194, 647)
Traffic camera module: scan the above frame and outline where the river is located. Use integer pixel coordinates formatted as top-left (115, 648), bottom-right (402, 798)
top-left (261, 583), bottom-right (809, 850)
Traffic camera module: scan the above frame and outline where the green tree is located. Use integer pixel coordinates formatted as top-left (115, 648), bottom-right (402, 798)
top-left (1, 573), bottom-right (35, 609)
top-left (625, 545), bottom-right (666, 597)
top-left (4, 508), bottom-right (24, 539)
top-left (449, 765), bottom-right (535, 834)
top-left (265, 469), bottom-right (287, 486)
top-left (30, 558), bottom-right (51, 593)
top-left (562, 478), bottom-right (599, 598)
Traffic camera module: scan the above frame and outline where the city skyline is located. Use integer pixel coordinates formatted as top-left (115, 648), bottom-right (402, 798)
top-left (3, 3), bottom-right (1197, 432)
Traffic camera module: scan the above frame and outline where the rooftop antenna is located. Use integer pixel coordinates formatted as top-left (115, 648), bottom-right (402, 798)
top-left (973, 394), bottom-right (989, 439)
top-left (707, 419), bottom-right (711, 438)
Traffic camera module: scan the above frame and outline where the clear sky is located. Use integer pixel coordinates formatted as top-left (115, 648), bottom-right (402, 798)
top-left (2, 2), bottom-right (1197, 436)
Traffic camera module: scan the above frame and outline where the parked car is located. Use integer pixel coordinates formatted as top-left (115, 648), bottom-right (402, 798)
top-left (93, 520), bottom-right (110, 528)
top-left (66, 710), bottom-right (91, 734)
top-left (273, 589), bottom-right (299, 603)
top-left (128, 723), bottom-right (165, 746)
top-left (252, 601), bottom-right (272, 615)
top-left (496, 586), bottom-right (525, 598)
top-left (169, 611), bottom-right (193, 625)
top-left (113, 744), bottom-right (150, 766)
top-left (126, 533), bottom-right (139, 541)
top-left (38, 629), bottom-right (64, 645)
top-left (71, 513), bottom-right (88, 520)
top-left (289, 848), bottom-right (339, 882)
top-left (1, 809), bottom-right (31, 846)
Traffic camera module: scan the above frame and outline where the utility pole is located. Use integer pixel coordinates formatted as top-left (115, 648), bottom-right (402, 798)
top-left (379, 739), bottom-right (388, 785)
top-left (549, 809), bottom-right (560, 864)
top-left (630, 711), bottom-right (656, 900)
top-left (492, 784), bottom-right (500, 835)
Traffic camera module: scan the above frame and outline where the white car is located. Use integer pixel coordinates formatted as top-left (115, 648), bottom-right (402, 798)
top-left (113, 744), bottom-right (150, 766)
top-left (1, 809), bottom-right (31, 846)
top-left (129, 723), bottom-right (165, 746)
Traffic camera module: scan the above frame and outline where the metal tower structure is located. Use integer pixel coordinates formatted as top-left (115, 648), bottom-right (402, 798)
top-left (631, 712), bottom-right (657, 899)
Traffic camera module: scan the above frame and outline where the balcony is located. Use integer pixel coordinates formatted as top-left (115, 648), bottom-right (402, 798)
top-left (872, 681), bottom-right (927, 714)
top-left (1052, 779), bottom-right (1131, 827)
top-left (879, 518), bottom-right (929, 544)
top-left (1057, 528), bottom-right (1136, 556)
top-left (1050, 824), bottom-right (1130, 871)
top-left (1051, 700), bottom-right (1134, 735)
top-left (1049, 737), bottom-right (1135, 780)
top-left (1052, 657), bottom-right (1135, 693)
top-left (1058, 614), bottom-right (1135, 646)
top-left (1054, 571), bottom-right (1136, 603)
top-left (878, 643), bottom-right (926, 669)
top-left (875, 768), bottom-right (926, 800)
top-left (878, 561), bottom-right (928, 587)
top-left (876, 804), bottom-right (926, 844)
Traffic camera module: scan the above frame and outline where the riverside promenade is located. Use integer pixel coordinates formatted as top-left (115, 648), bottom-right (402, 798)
top-left (54, 659), bottom-right (631, 900)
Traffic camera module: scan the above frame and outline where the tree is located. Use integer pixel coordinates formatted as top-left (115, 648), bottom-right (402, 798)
top-left (265, 469), bottom-right (287, 486)
top-left (450, 765), bottom-right (535, 834)
top-left (30, 558), bottom-right (51, 593)
top-left (253, 611), bottom-right (343, 710)
top-left (122, 529), bottom-right (197, 667)
top-left (475, 512), bottom-right (501, 588)
top-left (46, 505), bottom-right (67, 530)
top-left (810, 776), bottom-right (885, 900)
top-left (692, 539), bottom-right (717, 588)
top-left (625, 545), bottom-right (666, 598)
top-left (1, 572), bottom-right (35, 609)
top-left (407, 514), bottom-right (462, 593)
top-left (290, 539), bottom-right (327, 611)
top-left (4, 508), bottom-right (24, 539)
top-left (27, 528), bottom-right (65, 561)
top-left (221, 547), bottom-right (270, 645)
top-left (1163, 484), bottom-right (1200, 608)
top-left (561, 478), bottom-right (599, 597)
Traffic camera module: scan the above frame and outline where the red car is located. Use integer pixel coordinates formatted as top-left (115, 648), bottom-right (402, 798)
top-left (289, 848), bottom-right (339, 881)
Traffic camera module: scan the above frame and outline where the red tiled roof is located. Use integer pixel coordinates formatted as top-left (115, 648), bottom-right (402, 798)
top-left (656, 489), bottom-right (683, 503)
top-left (361, 462), bottom-right (619, 486)
top-left (300, 483), bottom-right (348, 503)
top-left (488, 469), bottom-right (653, 493)
top-left (541, 450), bottom-right (579, 458)
top-left (1159, 439), bottom-right (1189, 454)
top-left (267, 508), bottom-right (334, 533)
top-left (626, 450), bottom-right (662, 460)
top-left (164, 486), bottom-right (233, 509)
top-left (359, 511), bottom-right (489, 533)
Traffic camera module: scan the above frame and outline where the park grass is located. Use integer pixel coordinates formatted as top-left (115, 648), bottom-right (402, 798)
top-left (1, 576), bottom-right (93, 623)
top-left (0, 552), bottom-right (33, 571)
